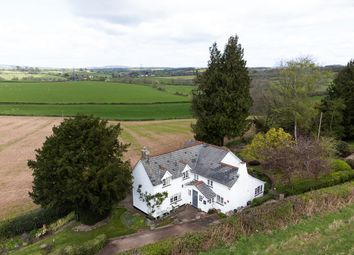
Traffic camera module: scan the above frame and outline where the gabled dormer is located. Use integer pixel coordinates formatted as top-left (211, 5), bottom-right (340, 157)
top-left (182, 164), bottom-right (191, 180)
top-left (161, 170), bottom-right (172, 187)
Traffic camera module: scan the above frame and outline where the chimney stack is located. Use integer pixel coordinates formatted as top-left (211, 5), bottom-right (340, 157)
top-left (141, 146), bottom-right (150, 161)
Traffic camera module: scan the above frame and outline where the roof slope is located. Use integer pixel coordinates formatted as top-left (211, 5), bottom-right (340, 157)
top-left (140, 143), bottom-right (239, 188)
top-left (187, 180), bottom-right (216, 199)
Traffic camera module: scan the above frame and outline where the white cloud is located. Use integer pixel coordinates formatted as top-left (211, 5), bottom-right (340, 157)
top-left (0, 0), bottom-right (353, 67)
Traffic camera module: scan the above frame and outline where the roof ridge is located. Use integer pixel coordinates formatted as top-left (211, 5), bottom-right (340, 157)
top-left (149, 141), bottom-right (204, 158)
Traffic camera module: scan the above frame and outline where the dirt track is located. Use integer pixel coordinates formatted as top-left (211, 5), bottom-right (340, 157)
top-left (0, 116), bottom-right (193, 219)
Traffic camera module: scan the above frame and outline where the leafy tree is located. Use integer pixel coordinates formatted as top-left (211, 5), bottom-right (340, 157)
top-left (192, 35), bottom-right (252, 146)
top-left (267, 57), bottom-right (330, 141)
top-left (28, 115), bottom-right (131, 224)
top-left (241, 128), bottom-right (292, 161)
top-left (320, 60), bottom-right (354, 139)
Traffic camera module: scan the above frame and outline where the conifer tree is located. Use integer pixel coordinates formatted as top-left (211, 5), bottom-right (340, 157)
top-left (192, 35), bottom-right (252, 146)
top-left (320, 60), bottom-right (354, 139)
top-left (28, 115), bottom-right (131, 225)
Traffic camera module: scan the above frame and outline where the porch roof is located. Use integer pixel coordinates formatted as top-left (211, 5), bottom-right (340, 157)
top-left (187, 180), bottom-right (216, 200)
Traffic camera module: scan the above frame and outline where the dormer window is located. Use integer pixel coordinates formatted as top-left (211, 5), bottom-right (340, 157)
top-left (183, 171), bottom-right (189, 179)
top-left (162, 177), bottom-right (171, 187)
top-left (207, 179), bottom-right (213, 187)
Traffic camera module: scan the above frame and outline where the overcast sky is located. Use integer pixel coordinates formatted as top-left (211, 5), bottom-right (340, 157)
top-left (0, 0), bottom-right (353, 68)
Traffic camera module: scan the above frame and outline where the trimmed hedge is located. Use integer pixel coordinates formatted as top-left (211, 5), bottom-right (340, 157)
top-left (0, 207), bottom-right (70, 239)
top-left (277, 169), bottom-right (354, 196)
top-left (52, 234), bottom-right (107, 255)
top-left (251, 193), bottom-right (276, 207)
top-left (331, 159), bottom-right (352, 172)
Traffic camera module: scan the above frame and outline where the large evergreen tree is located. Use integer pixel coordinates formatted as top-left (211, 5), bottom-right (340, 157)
top-left (192, 35), bottom-right (252, 146)
top-left (28, 115), bottom-right (131, 224)
top-left (320, 60), bottom-right (354, 139)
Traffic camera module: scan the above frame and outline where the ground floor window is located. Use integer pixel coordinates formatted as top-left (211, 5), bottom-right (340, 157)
top-left (255, 185), bottom-right (263, 196)
top-left (170, 193), bottom-right (182, 204)
top-left (199, 195), bottom-right (203, 201)
top-left (216, 195), bottom-right (224, 205)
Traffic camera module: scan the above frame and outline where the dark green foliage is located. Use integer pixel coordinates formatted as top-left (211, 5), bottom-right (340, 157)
top-left (52, 234), bottom-right (107, 255)
top-left (0, 207), bottom-right (69, 239)
top-left (336, 141), bottom-right (351, 157)
top-left (276, 170), bottom-right (354, 196)
top-left (250, 193), bottom-right (276, 207)
top-left (320, 60), bottom-right (354, 139)
top-left (28, 115), bottom-right (132, 225)
top-left (192, 35), bottom-right (252, 146)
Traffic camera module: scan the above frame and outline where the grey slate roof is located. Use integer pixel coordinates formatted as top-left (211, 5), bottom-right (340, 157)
top-left (187, 180), bottom-right (216, 199)
top-left (140, 143), bottom-right (239, 188)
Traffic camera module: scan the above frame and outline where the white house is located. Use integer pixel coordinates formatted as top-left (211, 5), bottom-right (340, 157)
top-left (132, 142), bottom-right (265, 218)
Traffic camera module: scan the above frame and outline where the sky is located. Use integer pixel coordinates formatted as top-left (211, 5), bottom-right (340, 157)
top-left (0, 0), bottom-right (353, 68)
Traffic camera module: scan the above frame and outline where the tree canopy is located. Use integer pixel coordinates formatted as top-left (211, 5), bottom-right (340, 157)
top-left (265, 57), bottom-right (330, 140)
top-left (28, 115), bottom-right (131, 224)
top-left (320, 59), bottom-right (354, 139)
top-left (191, 35), bottom-right (252, 146)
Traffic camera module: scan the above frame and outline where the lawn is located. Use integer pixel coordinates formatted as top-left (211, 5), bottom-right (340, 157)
top-left (0, 81), bottom-right (188, 104)
top-left (11, 208), bottom-right (146, 255)
top-left (202, 203), bottom-right (354, 255)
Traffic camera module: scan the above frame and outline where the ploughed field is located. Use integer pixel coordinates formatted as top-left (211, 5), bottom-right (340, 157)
top-left (0, 81), bottom-right (193, 120)
top-left (0, 116), bottom-right (194, 220)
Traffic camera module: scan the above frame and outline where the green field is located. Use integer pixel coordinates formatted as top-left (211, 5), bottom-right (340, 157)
top-left (0, 103), bottom-right (191, 120)
top-left (0, 81), bottom-right (193, 120)
top-left (203, 203), bottom-right (354, 255)
top-left (0, 81), bottom-right (189, 103)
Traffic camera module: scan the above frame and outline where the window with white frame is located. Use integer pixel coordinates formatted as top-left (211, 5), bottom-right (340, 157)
top-left (170, 193), bottom-right (182, 204)
top-left (194, 174), bottom-right (199, 180)
top-left (183, 171), bottom-right (189, 179)
top-left (162, 177), bottom-right (171, 187)
top-left (207, 179), bottom-right (213, 187)
top-left (199, 195), bottom-right (203, 201)
top-left (216, 195), bottom-right (224, 205)
top-left (255, 185), bottom-right (263, 196)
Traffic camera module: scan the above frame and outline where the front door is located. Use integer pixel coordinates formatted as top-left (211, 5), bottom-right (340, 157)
top-left (192, 190), bottom-right (198, 208)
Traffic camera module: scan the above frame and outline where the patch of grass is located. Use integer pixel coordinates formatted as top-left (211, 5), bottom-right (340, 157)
top-left (11, 208), bottom-right (146, 255)
top-left (202, 203), bottom-right (354, 255)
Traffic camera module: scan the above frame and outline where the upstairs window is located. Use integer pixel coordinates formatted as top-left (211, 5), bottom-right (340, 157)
top-left (207, 179), bottom-right (213, 187)
top-left (183, 171), bottom-right (189, 179)
top-left (255, 185), bottom-right (263, 196)
top-left (162, 177), bottom-right (171, 187)
top-left (194, 174), bottom-right (199, 180)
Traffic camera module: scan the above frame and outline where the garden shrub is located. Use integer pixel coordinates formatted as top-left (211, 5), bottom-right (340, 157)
top-left (0, 207), bottom-right (70, 239)
top-left (331, 159), bottom-right (352, 172)
top-left (250, 193), bottom-right (276, 207)
top-left (277, 169), bottom-right (354, 196)
top-left (336, 141), bottom-right (351, 157)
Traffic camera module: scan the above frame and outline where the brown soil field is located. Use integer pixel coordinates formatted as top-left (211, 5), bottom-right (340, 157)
top-left (0, 116), bottom-right (194, 220)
